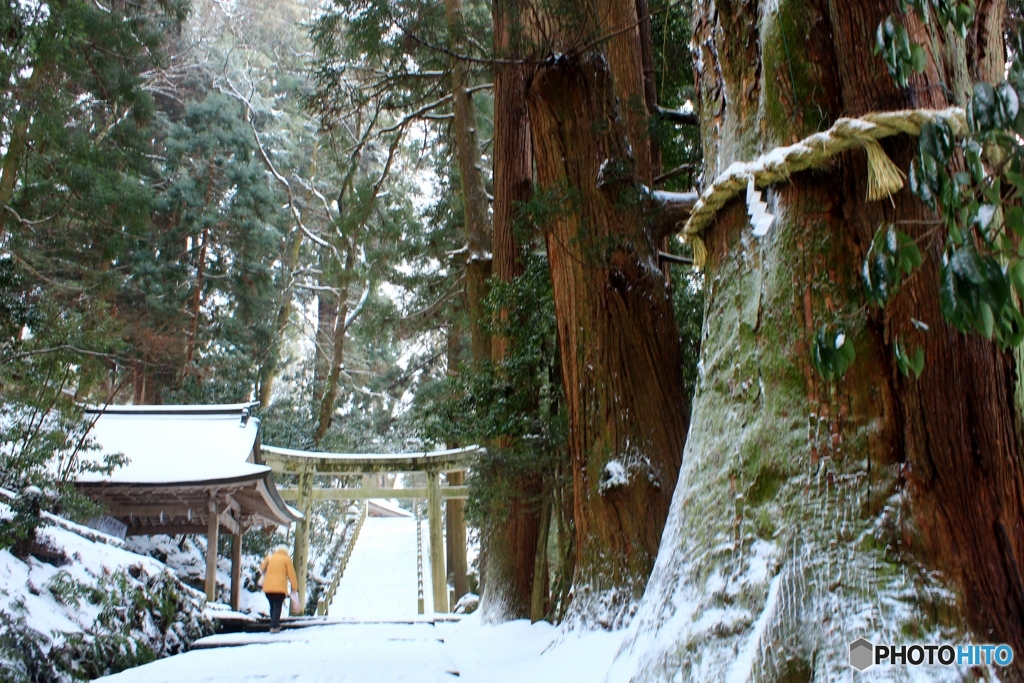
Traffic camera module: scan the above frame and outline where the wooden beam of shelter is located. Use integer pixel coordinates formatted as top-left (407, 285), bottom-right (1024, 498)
top-left (205, 499), bottom-right (219, 602)
top-left (103, 504), bottom-right (204, 519)
top-left (231, 532), bottom-right (242, 611)
top-left (218, 509), bottom-right (240, 535)
top-left (127, 524), bottom-right (210, 536)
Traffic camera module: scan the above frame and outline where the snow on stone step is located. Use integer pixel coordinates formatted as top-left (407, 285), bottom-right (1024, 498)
top-left (97, 622), bottom-right (460, 682)
top-left (329, 515), bottom-right (435, 618)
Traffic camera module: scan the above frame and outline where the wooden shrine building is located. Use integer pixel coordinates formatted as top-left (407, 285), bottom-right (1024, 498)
top-left (75, 403), bottom-right (301, 610)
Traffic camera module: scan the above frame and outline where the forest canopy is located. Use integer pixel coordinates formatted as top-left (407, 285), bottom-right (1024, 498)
top-left (4, 0), bottom-right (1024, 680)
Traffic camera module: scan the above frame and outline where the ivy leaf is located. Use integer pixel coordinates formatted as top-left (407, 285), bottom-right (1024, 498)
top-left (996, 81), bottom-right (1020, 128)
top-left (965, 139), bottom-right (986, 183)
top-left (981, 302), bottom-right (996, 338)
top-left (909, 157), bottom-right (936, 208)
top-left (971, 203), bottom-right (998, 238)
top-left (909, 44), bottom-right (927, 74)
top-left (952, 0), bottom-right (976, 39)
top-left (969, 82), bottom-right (997, 133)
top-left (897, 231), bottom-right (923, 271)
top-left (894, 337), bottom-right (925, 378)
top-left (1005, 206), bottom-right (1024, 237)
top-left (863, 224), bottom-right (922, 306)
top-left (1009, 259), bottom-right (1024, 297)
top-left (1000, 305), bottom-right (1024, 347)
top-left (919, 120), bottom-right (954, 164)
top-left (875, 16), bottom-right (923, 87)
top-left (812, 325), bottom-right (856, 382)
top-left (949, 245), bottom-right (985, 284)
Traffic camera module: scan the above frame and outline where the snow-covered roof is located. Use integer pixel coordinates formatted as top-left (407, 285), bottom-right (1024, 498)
top-left (368, 499), bottom-right (414, 518)
top-left (75, 404), bottom-right (301, 531)
top-left (77, 403), bottom-right (266, 486)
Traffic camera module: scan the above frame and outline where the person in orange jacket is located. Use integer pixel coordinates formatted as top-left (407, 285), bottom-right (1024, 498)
top-left (259, 544), bottom-right (298, 632)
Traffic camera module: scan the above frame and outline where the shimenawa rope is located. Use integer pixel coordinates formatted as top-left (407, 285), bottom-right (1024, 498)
top-left (681, 107), bottom-right (968, 267)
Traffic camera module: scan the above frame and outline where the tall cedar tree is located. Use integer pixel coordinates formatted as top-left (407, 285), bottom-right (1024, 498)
top-left (479, 0), bottom-right (544, 623)
top-left (525, 0), bottom-right (691, 626)
top-left (616, 1), bottom-right (1024, 681)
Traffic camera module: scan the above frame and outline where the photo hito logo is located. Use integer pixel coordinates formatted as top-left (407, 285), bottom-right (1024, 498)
top-left (849, 638), bottom-right (1015, 671)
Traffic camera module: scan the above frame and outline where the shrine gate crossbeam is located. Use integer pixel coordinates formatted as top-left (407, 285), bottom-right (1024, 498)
top-left (260, 444), bottom-right (481, 614)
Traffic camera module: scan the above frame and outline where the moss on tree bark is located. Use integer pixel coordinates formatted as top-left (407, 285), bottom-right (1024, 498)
top-left (614, 0), bottom-right (1024, 680)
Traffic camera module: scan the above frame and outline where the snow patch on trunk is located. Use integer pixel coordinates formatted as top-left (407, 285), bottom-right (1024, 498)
top-left (599, 460), bottom-right (629, 493)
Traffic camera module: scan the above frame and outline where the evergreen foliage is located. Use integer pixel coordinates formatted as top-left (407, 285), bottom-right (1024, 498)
top-left (415, 250), bottom-right (568, 524)
top-left (0, 566), bottom-right (212, 682)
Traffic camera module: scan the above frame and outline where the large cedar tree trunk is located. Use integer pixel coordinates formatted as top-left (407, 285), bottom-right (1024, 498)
top-left (527, 49), bottom-right (690, 626)
top-left (478, 0), bottom-right (546, 624)
top-left (613, 1), bottom-right (1024, 680)
top-left (444, 0), bottom-right (493, 365)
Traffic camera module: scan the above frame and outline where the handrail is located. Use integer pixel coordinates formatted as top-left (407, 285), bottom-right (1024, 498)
top-left (416, 504), bottom-right (425, 615)
top-left (316, 501), bottom-right (368, 616)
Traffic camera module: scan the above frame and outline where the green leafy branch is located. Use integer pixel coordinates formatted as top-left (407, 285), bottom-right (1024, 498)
top-left (875, 1), bottom-right (976, 87)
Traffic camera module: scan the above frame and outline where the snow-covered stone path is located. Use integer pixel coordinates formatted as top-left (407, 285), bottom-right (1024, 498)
top-left (96, 513), bottom-right (627, 683)
top-left (97, 615), bottom-right (627, 683)
top-left (98, 621), bottom-right (459, 683)
top-left (329, 515), bottom-right (433, 618)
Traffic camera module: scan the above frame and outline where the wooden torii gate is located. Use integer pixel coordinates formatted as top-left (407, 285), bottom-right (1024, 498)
top-left (261, 444), bottom-right (480, 613)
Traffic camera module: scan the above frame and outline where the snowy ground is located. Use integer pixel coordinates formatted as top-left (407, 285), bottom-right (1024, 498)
top-left (329, 516), bottom-right (433, 618)
top-left (97, 615), bottom-right (626, 683)
top-left (97, 513), bottom-right (626, 683)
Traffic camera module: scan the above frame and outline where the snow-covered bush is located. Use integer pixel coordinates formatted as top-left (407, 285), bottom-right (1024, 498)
top-left (0, 503), bottom-right (214, 682)
top-left (0, 563), bottom-right (212, 682)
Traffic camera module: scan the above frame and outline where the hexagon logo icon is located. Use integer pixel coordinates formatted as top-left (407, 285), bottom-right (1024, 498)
top-left (849, 638), bottom-right (875, 671)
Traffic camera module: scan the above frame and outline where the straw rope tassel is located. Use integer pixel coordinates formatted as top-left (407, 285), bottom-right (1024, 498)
top-left (680, 107), bottom-right (968, 269)
top-left (862, 138), bottom-right (906, 201)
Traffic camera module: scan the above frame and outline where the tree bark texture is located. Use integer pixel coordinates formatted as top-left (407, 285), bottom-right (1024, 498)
top-left (530, 494), bottom-right (552, 622)
top-left (478, 0), bottom-right (546, 624)
top-left (527, 53), bottom-right (689, 628)
top-left (258, 226), bottom-right (304, 406)
top-left (444, 0), bottom-right (493, 366)
top-left (183, 226), bottom-right (211, 371)
top-left (313, 287), bottom-right (338, 406)
top-left (313, 249), bottom-right (355, 445)
top-left (613, 1), bottom-right (1024, 680)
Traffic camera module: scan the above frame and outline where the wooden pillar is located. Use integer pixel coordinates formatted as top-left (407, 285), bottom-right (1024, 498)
top-left (205, 499), bottom-right (219, 602)
top-left (446, 469), bottom-right (469, 601)
top-left (230, 530), bottom-right (243, 611)
top-left (292, 470), bottom-right (314, 611)
top-left (427, 469), bottom-right (448, 613)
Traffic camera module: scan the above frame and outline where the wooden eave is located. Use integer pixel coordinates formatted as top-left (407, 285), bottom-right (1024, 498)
top-left (77, 472), bottom-right (300, 537)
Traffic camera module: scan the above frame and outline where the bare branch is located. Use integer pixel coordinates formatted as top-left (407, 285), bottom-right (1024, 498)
top-left (648, 189), bottom-right (699, 240)
top-left (378, 94), bottom-right (453, 134)
top-left (343, 281), bottom-right (372, 332)
top-left (654, 163), bottom-right (699, 184)
top-left (655, 105), bottom-right (698, 126)
top-left (400, 273), bottom-right (466, 323)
